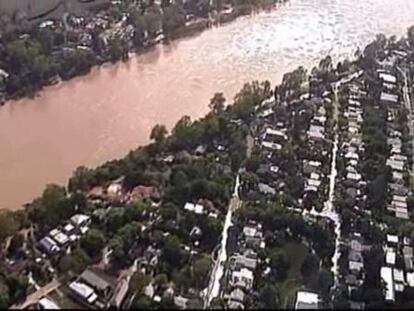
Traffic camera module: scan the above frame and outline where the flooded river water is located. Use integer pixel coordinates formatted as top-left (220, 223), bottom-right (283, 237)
top-left (1, 0), bottom-right (414, 209)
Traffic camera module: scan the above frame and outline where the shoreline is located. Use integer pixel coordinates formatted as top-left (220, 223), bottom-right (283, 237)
top-left (0, 3), bottom-right (282, 106)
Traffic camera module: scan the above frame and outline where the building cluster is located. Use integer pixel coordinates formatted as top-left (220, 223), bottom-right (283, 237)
top-left (223, 222), bottom-right (264, 309)
top-left (381, 234), bottom-right (414, 303)
top-left (379, 70), bottom-right (411, 220)
top-left (39, 214), bottom-right (91, 255)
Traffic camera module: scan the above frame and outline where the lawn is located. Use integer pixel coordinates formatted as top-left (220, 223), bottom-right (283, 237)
top-left (279, 241), bottom-right (309, 308)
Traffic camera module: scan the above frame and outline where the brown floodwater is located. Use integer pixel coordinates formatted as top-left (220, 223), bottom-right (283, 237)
top-left (1, 0), bottom-right (414, 209)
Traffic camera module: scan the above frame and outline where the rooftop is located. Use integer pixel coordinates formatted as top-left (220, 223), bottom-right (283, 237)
top-left (295, 291), bottom-right (319, 309)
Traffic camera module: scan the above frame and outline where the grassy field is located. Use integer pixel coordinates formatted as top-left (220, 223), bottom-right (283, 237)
top-left (279, 241), bottom-right (309, 308)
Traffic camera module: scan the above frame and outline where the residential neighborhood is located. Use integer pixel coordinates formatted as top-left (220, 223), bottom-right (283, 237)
top-left (0, 20), bottom-right (413, 311)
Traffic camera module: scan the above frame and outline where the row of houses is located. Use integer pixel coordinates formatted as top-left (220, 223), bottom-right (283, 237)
top-left (382, 70), bottom-right (411, 220)
top-left (38, 214), bottom-right (91, 255)
top-left (382, 234), bottom-right (414, 302)
top-left (223, 222), bottom-right (265, 309)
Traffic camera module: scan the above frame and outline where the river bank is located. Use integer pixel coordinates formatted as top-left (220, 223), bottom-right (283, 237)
top-left (0, 1), bottom-right (284, 105)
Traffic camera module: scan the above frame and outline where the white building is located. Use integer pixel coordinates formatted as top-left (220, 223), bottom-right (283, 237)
top-left (295, 291), bottom-right (319, 309)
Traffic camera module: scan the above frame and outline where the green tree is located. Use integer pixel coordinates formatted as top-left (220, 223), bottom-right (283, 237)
top-left (7, 274), bottom-right (28, 304)
top-left (108, 236), bottom-right (126, 264)
top-left (162, 235), bottom-right (184, 267)
top-left (301, 253), bottom-right (319, 281)
top-left (408, 25), bottom-right (414, 46)
top-left (257, 284), bottom-right (281, 309)
top-left (130, 271), bottom-right (152, 295)
top-left (28, 184), bottom-right (74, 229)
top-left (58, 248), bottom-right (91, 274)
top-left (0, 211), bottom-right (20, 243)
top-left (106, 207), bottom-right (126, 233)
top-left (68, 166), bottom-right (93, 192)
top-left (269, 249), bottom-right (290, 281)
top-left (8, 233), bottom-right (24, 256)
top-left (209, 93), bottom-right (226, 114)
top-left (150, 124), bottom-right (168, 145)
top-left (0, 280), bottom-right (9, 309)
top-left (80, 229), bottom-right (106, 258)
top-left (192, 254), bottom-right (211, 288)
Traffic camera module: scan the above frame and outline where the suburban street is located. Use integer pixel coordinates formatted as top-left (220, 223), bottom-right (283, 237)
top-left (204, 174), bottom-right (241, 307)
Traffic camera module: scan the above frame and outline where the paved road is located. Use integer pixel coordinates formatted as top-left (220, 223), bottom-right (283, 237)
top-left (204, 174), bottom-right (241, 308)
top-left (11, 278), bottom-right (60, 310)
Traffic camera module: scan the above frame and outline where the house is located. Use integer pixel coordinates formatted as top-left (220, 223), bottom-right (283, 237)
top-left (295, 291), bottom-right (319, 309)
top-left (230, 268), bottom-right (254, 291)
top-left (307, 125), bottom-right (325, 140)
top-left (229, 288), bottom-right (245, 302)
top-left (174, 295), bottom-right (189, 309)
top-left (386, 249), bottom-right (396, 266)
top-left (258, 183), bottom-right (276, 195)
top-left (184, 202), bottom-right (204, 215)
top-left (261, 141), bottom-right (282, 151)
top-left (264, 128), bottom-right (288, 142)
top-left (303, 160), bottom-right (322, 175)
top-left (387, 234), bottom-right (399, 245)
top-left (49, 229), bottom-right (69, 246)
top-left (381, 92), bottom-right (399, 106)
top-left (386, 159), bottom-right (404, 171)
top-left (69, 281), bottom-right (98, 305)
top-left (80, 269), bottom-right (112, 298)
top-left (406, 272), bottom-right (414, 287)
top-left (393, 269), bottom-right (405, 283)
top-left (111, 278), bottom-right (129, 308)
top-left (129, 186), bottom-right (160, 201)
top-left (346, 172), bottom-right (362, 182)
top-left (228, 300), bottom-right (244, 309)
top-left (381, 267), bottom-right (395, 302)
top-left (379, 72), bottom-right (397, 85)
top-left (39, 236), bottom-right (60, 254)
top-left (63, 223), bottom-right (75, 235)
top-left (38, 297), bottom-right (60, 309)
top-left (243, 224), bottom-right (263, 248)
top-left (107, 183), bottom-right (122, 197)
top-left (230, 252), bottom-right (258, 270)
top-left (70, 214), bottom-right (91, 228)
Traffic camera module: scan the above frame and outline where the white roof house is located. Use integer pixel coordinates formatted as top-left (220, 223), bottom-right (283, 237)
top-left (71, 214), bottom-right (91, 227)
top-left (347, 172), bottom-right (362, 181)
top-left (386, 159), bottom-right (404, 171)
top-left (387, 235), bottom-right (399, 244)
top-left (107, 183), bottom-right (122, 196)
top-left (39, 297), bottom-right (60, 309)
top-left (63, 223), bottom-right (75, 234)
top-left (184, 203), bottom-right (204, 214)
top-left (393, 269), bottom-right (405, 283)
top-left (243, 226), bottom-right (257, 238)
top-left (386, 250), bottom-right (396, 266)
top-left (52, 232), bottom-right (69, 246)
top-left (381, 92), bottom-right (399, 105)
top-left (261, 141), bottom-right (282, 151)
top-left (295, 291), bottom-right (319, 309)
top-left (381, 267), bottom-right (395, 302)
top-left (231, 268), bottom-right (254, 290)
top-left (307, 125), bottom-right (325, 140)
top-left (406, 272), bottom-right (414, 287)
top-left (379, 72), bottom-right (397, 84)
top-left (69, 281), bottom-right (98, 305)
top-left (265, 128), bottom-right (288, 140)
